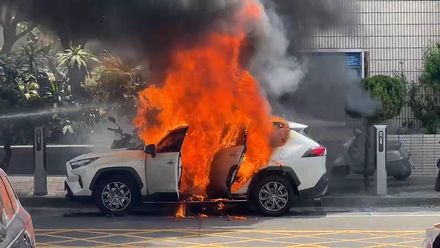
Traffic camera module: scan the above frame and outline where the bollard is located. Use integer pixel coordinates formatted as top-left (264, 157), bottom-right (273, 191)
top-left (33, 126), bottom-right (47, 195)
top-left (374, 125), bottom-right (387, 195)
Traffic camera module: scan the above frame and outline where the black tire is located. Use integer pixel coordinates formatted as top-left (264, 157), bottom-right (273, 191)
top-left (92, 175), bottom-right (140, 216)
top-left (435, 170), bottom-right (440, 192)
top-left (392, 165), bottom-right (412, 181)
top-left (250, 175), bottom-right (295, 216)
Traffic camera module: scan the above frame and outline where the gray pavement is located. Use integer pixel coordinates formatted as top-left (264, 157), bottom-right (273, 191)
top-left (10, 175), bottom-right (440, 209)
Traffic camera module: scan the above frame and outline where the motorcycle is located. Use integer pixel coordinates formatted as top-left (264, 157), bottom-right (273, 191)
top-left (334, 127), bottom-right (413, 180)
top-left (107, 116), bottom-right (142, 150)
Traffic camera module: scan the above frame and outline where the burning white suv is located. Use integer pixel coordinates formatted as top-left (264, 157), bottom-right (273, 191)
top-left (65, 121), bottom-right (328, 216)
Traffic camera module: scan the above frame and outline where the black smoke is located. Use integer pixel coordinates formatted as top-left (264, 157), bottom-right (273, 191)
top-left (21, 0), bottom-right (240, 57)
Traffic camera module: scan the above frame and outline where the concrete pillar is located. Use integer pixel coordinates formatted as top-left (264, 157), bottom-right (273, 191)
top-left (33, 126), bottom-right (47, 196)
top-left (374, 125), bottom-right (387, 195)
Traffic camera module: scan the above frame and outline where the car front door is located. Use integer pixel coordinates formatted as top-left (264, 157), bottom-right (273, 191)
top-left (145, 127), bottom-right (188, 201)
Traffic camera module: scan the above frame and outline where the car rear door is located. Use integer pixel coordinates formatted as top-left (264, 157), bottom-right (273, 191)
top-left (207, 145), bottom-right (246, 198)
top-left (145, 127), bottom-right (188, 201)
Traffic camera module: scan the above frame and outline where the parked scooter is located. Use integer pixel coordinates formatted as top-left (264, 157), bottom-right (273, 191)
top-left (334, 127), bottom-right (413, 180)
top-left (107, 116), bottom-right (142, 150)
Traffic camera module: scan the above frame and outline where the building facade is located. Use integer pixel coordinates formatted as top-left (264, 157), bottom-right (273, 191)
top-left (306, 0), bottom-right (440, 84)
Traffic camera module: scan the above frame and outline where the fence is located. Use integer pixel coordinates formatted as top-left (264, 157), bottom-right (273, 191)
top-left (388, 134), bottom-right (439, 176)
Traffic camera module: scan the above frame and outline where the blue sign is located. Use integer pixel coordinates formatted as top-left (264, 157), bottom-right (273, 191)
top-left (345, 52), bottom-right (362, 68)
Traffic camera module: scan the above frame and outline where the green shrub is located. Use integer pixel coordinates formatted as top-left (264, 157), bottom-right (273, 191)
top-left (362, 75), bottom-right (407, 122)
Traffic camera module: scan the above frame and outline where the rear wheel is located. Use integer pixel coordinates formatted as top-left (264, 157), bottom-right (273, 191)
top-left (93, 175), bottom-right (139, 216)
top-left (392, 165), bottom-right (412, 181)
top-left (251, 175), bottom-right (295, 216)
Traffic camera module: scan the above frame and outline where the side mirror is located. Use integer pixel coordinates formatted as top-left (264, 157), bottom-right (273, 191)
top-left (144, 144), bottom-right (156, 157)
top-left (0, 223), bottom-right (6, 242)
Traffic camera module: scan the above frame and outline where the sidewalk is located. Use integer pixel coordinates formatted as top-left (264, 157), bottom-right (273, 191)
top-left (9, 176), bottom-right (78, 208)
top-left (323, 175), bottom-right (440, 207)
top-left (8, 175), bottom-right (440, 208)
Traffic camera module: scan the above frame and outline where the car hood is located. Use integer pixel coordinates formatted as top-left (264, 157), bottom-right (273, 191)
top-left (69, 149), bottom-right (143, 162)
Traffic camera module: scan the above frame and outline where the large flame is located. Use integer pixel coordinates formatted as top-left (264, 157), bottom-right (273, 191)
top-left (134, 0), bottom-right (273, 196)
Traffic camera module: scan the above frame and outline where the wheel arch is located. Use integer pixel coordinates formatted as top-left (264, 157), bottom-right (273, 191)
top-left (247, 166), bottom-right (301, 198)
top-left (89, 167), bottom-right (144, 193)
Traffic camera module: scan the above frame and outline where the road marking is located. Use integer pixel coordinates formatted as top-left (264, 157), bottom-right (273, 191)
top-left (36, 229), bottom-right (426, 248)
top-left (327, 212), bottom-right (440, 218)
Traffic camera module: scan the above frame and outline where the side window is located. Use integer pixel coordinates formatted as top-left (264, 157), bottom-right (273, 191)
top-left (1, 177), bottom-right (18, 213)
top-left (156, 127), bottom-right (188, 153)
top-left (0, 178), bottom-right (14, 225)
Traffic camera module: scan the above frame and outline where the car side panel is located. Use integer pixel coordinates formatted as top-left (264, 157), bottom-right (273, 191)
top-left (270, 131), bottom-right (326, 191)
top-left (235, 130), bottom-right (326, 194)
top-left (286, 156), bottom-right (326, 191)
top-left (66, 150), bottom-right (146, 196)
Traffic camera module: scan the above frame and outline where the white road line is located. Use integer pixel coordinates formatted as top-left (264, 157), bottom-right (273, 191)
top-left (327, 212), bottom-right (440, 218)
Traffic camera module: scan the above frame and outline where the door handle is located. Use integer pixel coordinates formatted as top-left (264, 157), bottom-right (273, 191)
top-left (167, 161), bottom-right (175, 165)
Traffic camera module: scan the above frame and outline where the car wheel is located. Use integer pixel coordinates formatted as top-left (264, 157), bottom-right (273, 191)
top-left (393, 165), bottom-right (412, 181)
top-left (251, 175), bottom-right (295, 216)
top-left (93, 175), bottom-right (139, 216)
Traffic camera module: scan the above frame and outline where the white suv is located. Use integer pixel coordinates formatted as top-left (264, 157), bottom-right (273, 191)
top-left (65, 121), bottom-right (328, 216)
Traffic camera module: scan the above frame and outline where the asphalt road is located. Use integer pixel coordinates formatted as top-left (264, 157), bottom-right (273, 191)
top-left (30, 206), bottom-right (438, 247)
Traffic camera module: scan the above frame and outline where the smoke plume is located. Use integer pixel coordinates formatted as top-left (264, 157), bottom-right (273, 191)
top-left (251, 2), bottom-right (306, 98)
top-left (18, 0), bottom-right (377, 123)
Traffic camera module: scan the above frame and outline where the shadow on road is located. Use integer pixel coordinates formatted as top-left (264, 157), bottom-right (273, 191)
top-left (60, 202), bottom-right (331, 219)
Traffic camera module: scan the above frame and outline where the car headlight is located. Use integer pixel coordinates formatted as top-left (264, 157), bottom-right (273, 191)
top-left (69, 157), bottom-right (99, 169)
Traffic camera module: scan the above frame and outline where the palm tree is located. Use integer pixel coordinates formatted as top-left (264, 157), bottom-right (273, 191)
top-left (57, 45), bottom-right (99, 98)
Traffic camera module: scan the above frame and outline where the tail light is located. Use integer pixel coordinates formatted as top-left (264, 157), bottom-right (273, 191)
top-left (302, 146), bottom-right (326, 157)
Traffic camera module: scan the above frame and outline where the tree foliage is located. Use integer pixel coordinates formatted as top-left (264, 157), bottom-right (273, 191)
top-left (0, 0), bottom-right (36, 54)
top-left (0, 27), bottom-right (148, 171)
top-left (362, 75), bottom-right (407, 122)
top-left (57, 45), bottom-right (99, 97)
top-left (409, 43), bottom-right (440, 134)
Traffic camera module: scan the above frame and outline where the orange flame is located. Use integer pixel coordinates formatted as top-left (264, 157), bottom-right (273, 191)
top-left (217, 202), bottom-right (225, 211)
top-left (135, 0), bottom-right (272, 196)
top-left (229, 216), bottom-right (247, 220)
top-left (175, 203), bottom-right (186, 219)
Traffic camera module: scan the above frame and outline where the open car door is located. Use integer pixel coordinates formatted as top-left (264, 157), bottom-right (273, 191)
top-left (145, 127), bottom-right (188, 201)
top-left (206, 145), bottom-right (246, 199)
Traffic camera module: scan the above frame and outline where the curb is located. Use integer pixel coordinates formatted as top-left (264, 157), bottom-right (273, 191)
top-left (321, 196), bottom-right (440, 208)
top-left (19, 196), bottom-right (92, 208)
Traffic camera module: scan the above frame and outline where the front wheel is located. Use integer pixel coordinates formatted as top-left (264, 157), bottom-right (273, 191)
top-left (93, 175), bottom-right (139, 216)
top-left (251, 175), bottom-right (295, 216)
